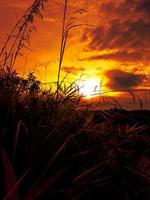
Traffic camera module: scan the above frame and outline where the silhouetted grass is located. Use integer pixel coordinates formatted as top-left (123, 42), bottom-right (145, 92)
top-left (0, 70), bottom-right (150, 200)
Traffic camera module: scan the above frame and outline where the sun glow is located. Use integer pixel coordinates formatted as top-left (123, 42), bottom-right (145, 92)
top-left (79, 78), bottom-right (101, 98)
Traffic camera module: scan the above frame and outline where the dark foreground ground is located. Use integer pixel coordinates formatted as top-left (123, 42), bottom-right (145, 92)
top-left (0, 73), bottom-right (150, 200)
top-left (0, 107), bottom-right (150, 200)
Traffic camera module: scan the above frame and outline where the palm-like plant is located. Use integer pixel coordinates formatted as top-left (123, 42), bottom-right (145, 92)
top-left (0, 0), bottom-right (48, 72)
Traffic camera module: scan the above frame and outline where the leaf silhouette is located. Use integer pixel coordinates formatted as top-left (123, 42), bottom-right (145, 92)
top-left (1, 148), bottom-right (20, 200)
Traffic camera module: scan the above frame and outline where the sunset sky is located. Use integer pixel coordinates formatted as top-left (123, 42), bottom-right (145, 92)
top-left (0, 0), bottom-right (150, 108)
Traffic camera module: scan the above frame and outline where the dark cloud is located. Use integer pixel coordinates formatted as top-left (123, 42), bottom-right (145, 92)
top-left (105, 69), bottom-right (144, 90)
top-left (62, 66), bottom-right (85, 74)
top-left (83, 19), bottom-right (150, 51)
top-left (83, 51), bottom-right (143, 62)
top-left (100, 0), bottom-right (136, 18)
top-left (81, 0), bottom-right (150, 64)
top-left (136, 0), bottom-right (150, 16)
top-left (100, 0), bottom-right (150, 19)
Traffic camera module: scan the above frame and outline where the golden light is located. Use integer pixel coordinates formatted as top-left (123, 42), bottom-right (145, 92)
top-left (79, 77), bottom-right (101, 98)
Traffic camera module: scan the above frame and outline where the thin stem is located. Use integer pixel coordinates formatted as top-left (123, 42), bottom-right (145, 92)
top-left (0, 0), bottom-right (48, 71)
top-left (57, 0), bottom-right (68, 98)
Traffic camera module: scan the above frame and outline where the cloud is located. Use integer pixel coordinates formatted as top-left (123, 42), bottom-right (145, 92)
top-left (100, 0), bottom-right (136, 19)
top-left (81, 0), bottom-right (150, 65)
top-left (83, 19), bottom-right (150, 51)
top-left (99, 0), bottom-right (150, 20)
top-left (105, 69), bottom-right (144, 90)
top-left (83, 51), bottom-right (144, 62)
top-left (136, 0), bottom-right (150, 16)
top-left (62, 66), bottom-right (85, 74)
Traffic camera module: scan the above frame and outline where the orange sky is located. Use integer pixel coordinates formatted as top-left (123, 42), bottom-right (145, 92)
top-left (0, 0), bottom-right (150, 108)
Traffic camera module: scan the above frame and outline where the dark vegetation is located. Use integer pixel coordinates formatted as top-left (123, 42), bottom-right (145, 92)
top-left (0, 0), bottom-right (150, 199)
top-left (0, 71), bottom-right (150, 200)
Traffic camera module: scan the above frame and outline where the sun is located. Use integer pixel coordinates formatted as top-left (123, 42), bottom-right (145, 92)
top-left (79, 78), bottom-right (101, 98)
